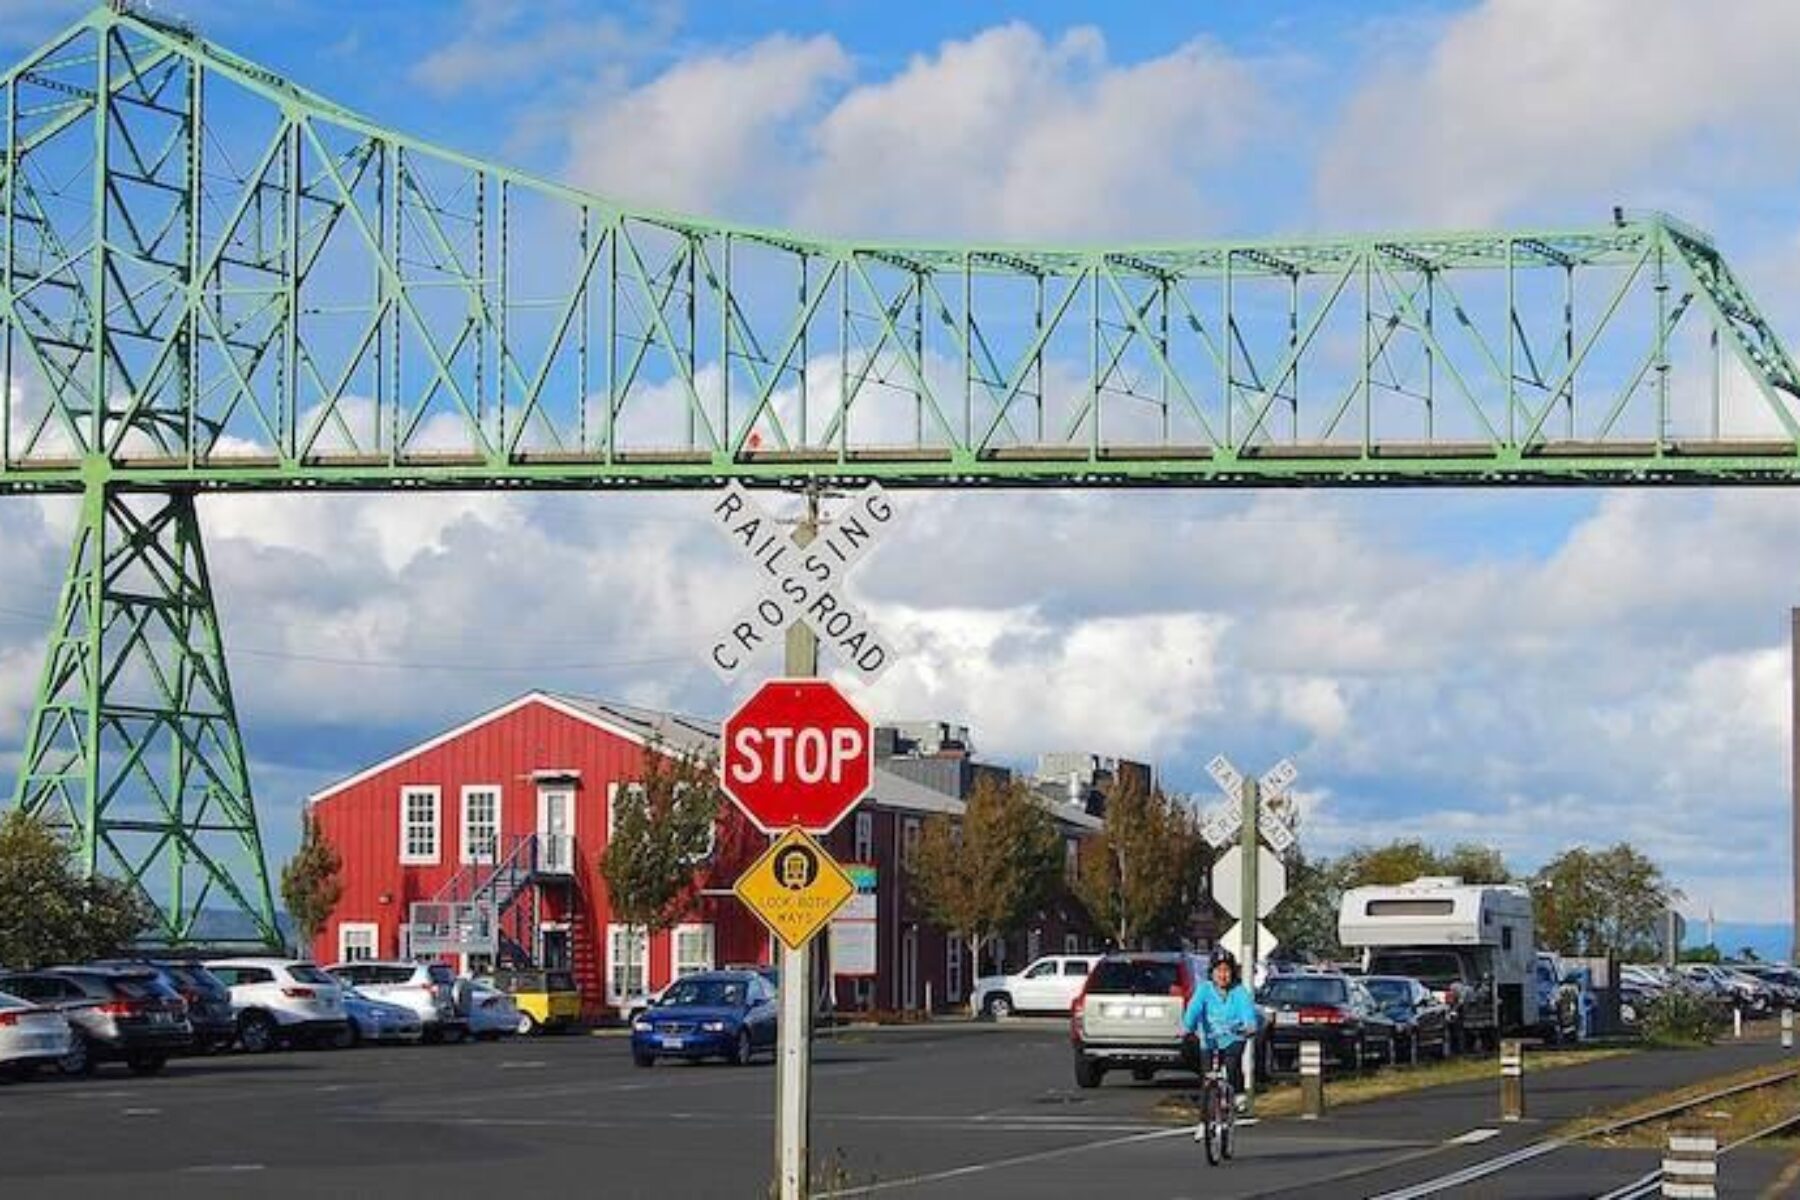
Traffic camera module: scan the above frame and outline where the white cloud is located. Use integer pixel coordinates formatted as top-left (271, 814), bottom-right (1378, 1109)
top-left (1319, 0), bottom-right (1800, 227)
top-left (567, 35), bottom-right (851, 216)
top-left (410, 0), bottom-right (679, 98)
top-left (561, 23), bottom-right (1276, 240)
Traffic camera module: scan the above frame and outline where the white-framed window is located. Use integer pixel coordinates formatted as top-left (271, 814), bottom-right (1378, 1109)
top-left (607, 780), bottom-right (714, 862)
top-left (607, 923), bottom-right (649, 1007)
top-left (606, 781), bottom-right (646, 842)
top-left (1064, 837), bottom-right (1080, 885)
top-left (1026, 928), bottom-right (1042, 962)
top-left (460, 785), bottom-right (502, 865)
top-left (1064, 932), bottom-right (1081, 953)
top-left (946, 934), bottom-right (964, 1003)
top-left (338, 922), bottom-right (379, 963)
top-left (901, 818), bottom-right (921, 869)
top-left (854, 811), bottom-right (874, 862)
top-left (674, 923), bottom-right (716, 978)
top-left (399, 786), bottom-right (440, 864)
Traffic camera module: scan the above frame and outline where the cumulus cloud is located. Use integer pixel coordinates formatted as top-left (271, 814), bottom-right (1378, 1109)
top-left (562, 23), bottom-right (1279, 240)
top-left (1318, 0), bottom-right (1800, 227)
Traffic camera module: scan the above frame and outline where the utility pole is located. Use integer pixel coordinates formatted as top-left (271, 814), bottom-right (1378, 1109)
top-left (777, 487), bottom-right (821, 1200)
top-left (1790, 608), bottom-right (1799, 963)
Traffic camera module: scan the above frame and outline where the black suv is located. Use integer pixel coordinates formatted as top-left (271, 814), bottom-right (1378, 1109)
top-left (0, 966), bottom-right (193, 1075)
top-left (95, 959), bottom-right (237, 1052)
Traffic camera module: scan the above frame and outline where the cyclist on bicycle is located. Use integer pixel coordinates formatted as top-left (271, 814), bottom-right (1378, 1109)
top-left (1181, 948), bottom-right (1260, 1114)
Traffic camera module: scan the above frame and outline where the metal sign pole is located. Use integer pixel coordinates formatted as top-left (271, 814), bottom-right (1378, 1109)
top-left (1239, 776), bottom-right (1260, 1109)
top-left (776, 492), bottom-right (820, 1200)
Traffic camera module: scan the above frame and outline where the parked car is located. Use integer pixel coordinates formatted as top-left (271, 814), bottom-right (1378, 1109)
top-left (1068, 951), bottom-right (1206, 1089)
top-left (1735, 964), bottom-right (1800, 1009)
top-left (1258, 972), bottom-right (1397, 1073)
top-left (1362, 975), bottom-right (1451, 1061)
top-left (630, 969), bottom-right (777, 1067)
top-left (205, 958), bottom-right (347, 1052)
top-left (970, 954), bottom-right (1101, 1019)
top-left (491, 968), bottom-right (582, 1035)
top-left (0, 966), bottom-right (191, 1075)
top-left (341, 987), bottom-right (425, 1046)
top-left (1680, 964), bottom-right (1769, 1015)
top-left (0, 989), bottom-right (72, 1079)
top-left (1362, 947), bottom-right (1487, 1051)
top-left (464, 981), bottom-right (521, 1040)
top-left (326, 961), bottom-right (466, 1043)
top-left (95, 959), bottom-right (236, 1052)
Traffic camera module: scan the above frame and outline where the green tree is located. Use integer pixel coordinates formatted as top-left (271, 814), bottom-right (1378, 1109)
top-left (1267, 849), bottom-right (1348, 961)
top-left (1530, 843), bottom-right (1669, 960)
top-left (1075, 774), bottom-right (1206, 950)
top-left (0, 809), bottom-right (150, 966)
top-left (280, 810), bottom-right (343, 955)
top-left (909, 775), bottom-right (1064, 979)
top-left (598, 741), bottom-right (725, 934)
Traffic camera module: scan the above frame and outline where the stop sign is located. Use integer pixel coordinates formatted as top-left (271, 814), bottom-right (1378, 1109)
top-left (720, 679), bottom-right (873, 833)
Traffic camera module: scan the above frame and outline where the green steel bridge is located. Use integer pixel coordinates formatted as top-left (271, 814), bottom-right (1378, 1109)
top-left (7, 2), bottom-right (1800, 948)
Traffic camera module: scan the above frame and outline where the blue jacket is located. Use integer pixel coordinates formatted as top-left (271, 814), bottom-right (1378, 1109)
top-left (1182, 980), bottom-right (1259, 1050)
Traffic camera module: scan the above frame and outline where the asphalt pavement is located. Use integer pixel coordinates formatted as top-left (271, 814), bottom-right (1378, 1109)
top-left (0, 1021), bottom-right (1795, 1198)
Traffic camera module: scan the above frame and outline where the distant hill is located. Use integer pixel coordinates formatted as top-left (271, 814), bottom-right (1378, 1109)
top-left (1687, 922), bottom-right (1793, 964)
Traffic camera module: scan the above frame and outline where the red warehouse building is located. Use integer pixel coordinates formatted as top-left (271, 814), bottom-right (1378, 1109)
top-left (307, 691), bottom-right (1102, 1016)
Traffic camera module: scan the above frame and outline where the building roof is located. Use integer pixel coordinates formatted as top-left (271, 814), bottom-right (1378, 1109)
top-left (306, 690), bottom-right (1049, 825)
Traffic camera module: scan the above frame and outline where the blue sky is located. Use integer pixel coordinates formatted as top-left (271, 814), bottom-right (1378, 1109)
top-left (6, 0), bottom-right (1800, 935)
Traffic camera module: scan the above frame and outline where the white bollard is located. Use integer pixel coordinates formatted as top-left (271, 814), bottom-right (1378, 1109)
top-left (1661, 1130), bottom-right (1717, 1199)
top-left (1299, 1039), bottom-right (1324, 1119)
top-left (1782, 1008), bottom-right (1793, 1051)
top-left (1733, 1007), bottom-right (1742, 1040)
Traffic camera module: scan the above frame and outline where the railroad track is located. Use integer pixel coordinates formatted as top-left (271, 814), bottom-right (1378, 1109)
top-left (1368, 1063), bottom-right (1800, 1200)
top-left (1592, 1070), bottom-right (1800, 1200)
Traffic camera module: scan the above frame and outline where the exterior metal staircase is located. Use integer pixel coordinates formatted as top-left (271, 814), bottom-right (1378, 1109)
top-left (408, 833), bottom-right (573, 958)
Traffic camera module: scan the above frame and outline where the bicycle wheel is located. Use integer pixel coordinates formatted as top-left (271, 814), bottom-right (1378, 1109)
top-left (1202, 1081), bottom-right (1224, 1166)
top-left (1219, 1085), bottom-right (1236, 1160)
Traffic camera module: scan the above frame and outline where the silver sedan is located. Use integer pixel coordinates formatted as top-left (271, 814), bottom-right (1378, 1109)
top-left (0, 989), bottom-right (72, 1079)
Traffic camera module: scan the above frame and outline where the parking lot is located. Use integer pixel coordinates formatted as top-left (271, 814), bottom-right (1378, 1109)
top-left (3, 1019), bottom-right (1796, 1198)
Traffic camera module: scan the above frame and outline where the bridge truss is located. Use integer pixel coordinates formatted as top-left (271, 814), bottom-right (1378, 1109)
top-left (6, 3), bottom-right (1800, 947)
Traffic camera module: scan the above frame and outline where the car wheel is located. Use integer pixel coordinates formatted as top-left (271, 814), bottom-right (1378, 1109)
top-left (238, 1011), bottom-right (277, 1055)
top-left (517, 1012), bottom-right (539, 1037)
top-left (984, 993), bottom-right (1013, 1020)
top-left (632, 1050), bottom-right (656, 1068)
top-left (126, 1053), bottom-right (166, 1076)
top-left (59, 1032), bottom-right (93, 1077)
top-left (1072, 1049), bottom-right (1104, 1089)
top-left (730, 1029), bottom-right (753, 1066)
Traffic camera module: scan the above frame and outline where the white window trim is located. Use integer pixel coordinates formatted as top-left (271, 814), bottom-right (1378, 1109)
top-left (460, 784), bottom-right (503, 865)
top-left (946, 933), bottom-right (964, 1003)
top-left (606, 922), bottom-right (649, 1008)
top-left (673, 922), bottom-right (716, 979)
top-left (608, 781), bottom-right (713, 862)
top-left (854, 811), bottom-right (874, 862)
top-left (399, 786), bottom-right (441, 865)
top-left (338, 921), bottom-right (379, 962)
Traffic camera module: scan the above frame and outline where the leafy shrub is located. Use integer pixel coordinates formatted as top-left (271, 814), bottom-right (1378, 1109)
top-left (1638, 989), bottom-right (1724, 1046)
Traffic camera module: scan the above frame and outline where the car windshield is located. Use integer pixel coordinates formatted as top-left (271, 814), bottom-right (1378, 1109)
top-left (661, 978), bottom-right (746, 1008)
top-left (1363, 979), bottom-right (1413, 1006)
top-left (1371, 953), bottom-right (1466, 988)
top-left (546, 972), bottom-right (576, 993)
top-left (1260, 977), bottom-right (1349, 1007)
top-left (288, 965), bottom-right (336, 986)
top-left (1085, 959), bottom-right (1183, 996)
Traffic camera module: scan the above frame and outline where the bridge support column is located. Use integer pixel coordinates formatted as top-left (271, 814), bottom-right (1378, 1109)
top-left (12, 484), bottom-right (279, 949)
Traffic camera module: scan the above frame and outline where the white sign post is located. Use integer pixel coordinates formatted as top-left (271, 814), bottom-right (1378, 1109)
top-left (707, 482), bottom-right (896, 684)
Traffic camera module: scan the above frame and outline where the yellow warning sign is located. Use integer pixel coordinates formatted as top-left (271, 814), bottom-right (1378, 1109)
top-left (733, 827), bottom-right (856, 951)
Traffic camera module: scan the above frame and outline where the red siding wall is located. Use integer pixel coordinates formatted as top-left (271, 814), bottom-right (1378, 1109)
top-left (308, 696), bottom-right (769, 1009)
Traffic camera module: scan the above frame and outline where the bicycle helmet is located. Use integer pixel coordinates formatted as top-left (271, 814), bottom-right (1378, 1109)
top-left (1209, 947), bottom-right (1239, 972)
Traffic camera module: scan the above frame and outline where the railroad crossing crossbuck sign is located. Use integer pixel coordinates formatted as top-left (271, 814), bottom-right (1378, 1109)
top-left (720, 679), bottom-right (874, 834)
top-left (734, 828), bottom-right (858, 951)
top-left (707, 482), bottom-right (896, 684)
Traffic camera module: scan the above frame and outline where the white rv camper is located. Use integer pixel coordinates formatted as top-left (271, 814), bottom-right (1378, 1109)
top-left (1337, 876), bottom-right (1539, 1044)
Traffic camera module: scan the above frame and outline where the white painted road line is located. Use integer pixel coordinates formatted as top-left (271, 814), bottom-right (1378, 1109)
top-left (1366, 1137), bottom-right (1567, 1199)
top-left (1446, 1127), bottom-right (1499, 1145)
top-left (815, 1125), bottom-right (1194, 1197)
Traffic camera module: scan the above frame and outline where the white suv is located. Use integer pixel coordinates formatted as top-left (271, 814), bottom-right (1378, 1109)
top-left (206, 958), bottom-right (347, 1052)
top-left (326, 961), bottom-right (467, 1042)
top-left (970, 954), bottom-right (1101, 1018)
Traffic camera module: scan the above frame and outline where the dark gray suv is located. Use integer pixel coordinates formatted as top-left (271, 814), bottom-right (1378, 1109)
top-left (0, 967), bottom-right (193, 1075)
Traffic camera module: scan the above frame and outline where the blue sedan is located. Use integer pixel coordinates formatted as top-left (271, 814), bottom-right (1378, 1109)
top-left (630, 970), bottom-right (778, 1067)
